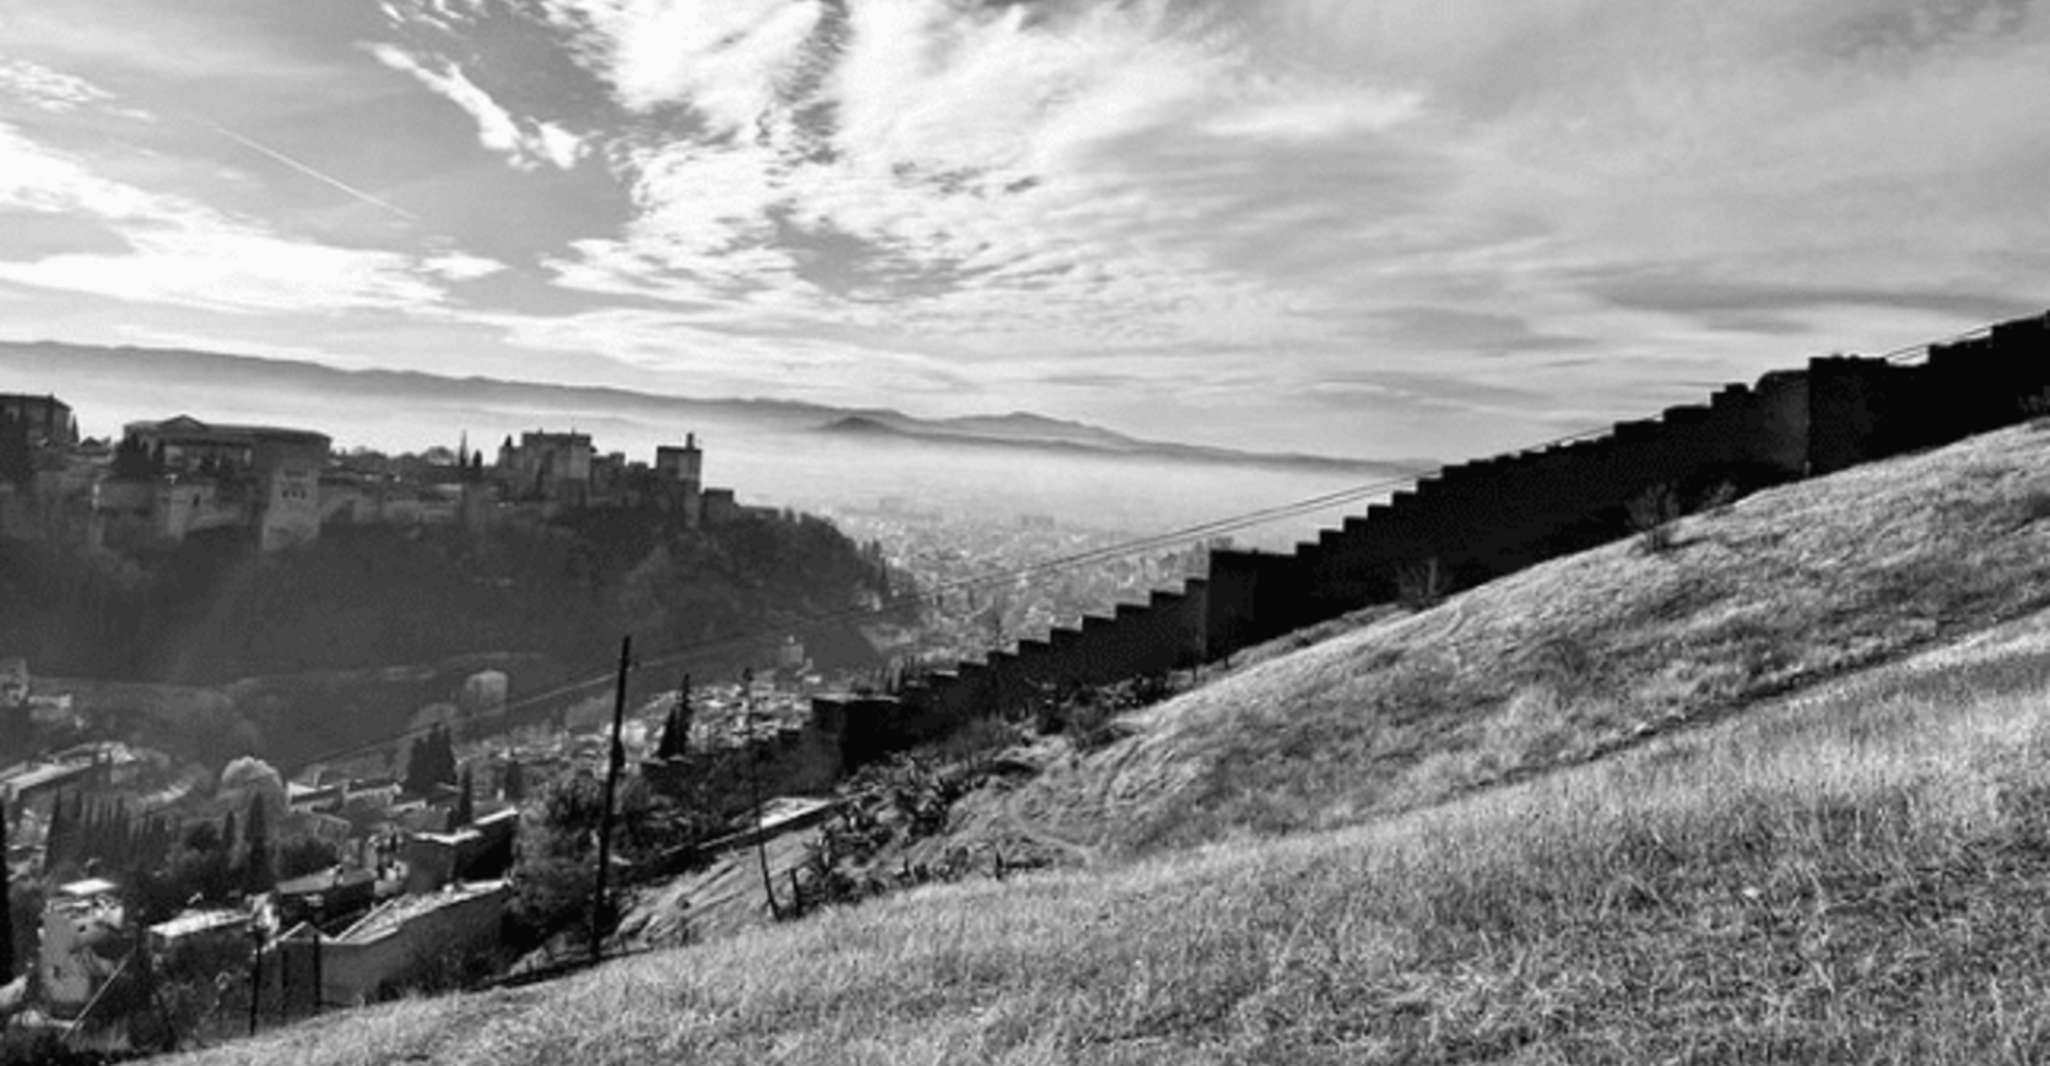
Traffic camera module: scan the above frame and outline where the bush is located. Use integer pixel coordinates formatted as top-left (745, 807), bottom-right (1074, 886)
top-left (1628, 485), bottom-right (1682, 554)
top-left (1032, 676), bottom-right (1165, 752)
top-left (275, 836), bottom-right (340, 881)
top-left (1395, 557), bottom-right (1445, 610)
top-left (927, 715), bottom-right (1028, 769)
top-left (1695, 480), bottom-right (1739, 515)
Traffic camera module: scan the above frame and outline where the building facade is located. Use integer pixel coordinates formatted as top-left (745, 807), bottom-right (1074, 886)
top-left (114, 416), bottom-right (331, 551)
top-left (38, 879), bottom-right (126, 1019)
top-left (496, 430), bottom-right (593, 505)
top-left (0, 393), bottom-right (77, 449)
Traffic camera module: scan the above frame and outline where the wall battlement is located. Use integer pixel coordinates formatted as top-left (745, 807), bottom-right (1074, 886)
top-left (811, 310), bottom-right (2050, 766)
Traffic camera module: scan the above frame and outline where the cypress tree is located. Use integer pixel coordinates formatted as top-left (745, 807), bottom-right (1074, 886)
top-left (433, 725), bottom-right (458, 788)
top-left (81, 802), bottom-right (101, 865)
top-left (44, 792), bottom-right (69, 869)
top-left (406, 725), bottom-right (459, 795)
top-left (403, 731), bottom-right (426, 795)
top-left (242, 793), bottom-right (272, 893)
top-left (454, 765), bottom-right (474, 827)
top-left (500, 759), bottom-right (525, 803)
top-left (657, 675), bottom-right (694, 760)
top-left (112, 803), bottom-right (132, 867)
top-left (0, 794), bottom-right (12, 980)
top-left (402, 733), bottom-right (425, 795)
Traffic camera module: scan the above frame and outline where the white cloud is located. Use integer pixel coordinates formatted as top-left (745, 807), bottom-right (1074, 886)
top-left (0, 121), bottom-right (476, 315)
top-left (421, 252), bottom-right (507, 282)
top-left (0, 60), bottom-right (118, 112)
top-left (536, 0), bottom-right (824, 125)
top-left (534, 122), bottom-right (584, 169)
top-left (538, 0), bottom-right (1365, 357)
top-left (367, 43), bottom-right (587, 171)
top-left (12, 0), bottom-right (2050, 459)
top-left (501, 0), bottom-right (2050, 455)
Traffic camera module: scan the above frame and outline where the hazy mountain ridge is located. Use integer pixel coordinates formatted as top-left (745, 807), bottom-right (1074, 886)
top-left (0, 341), bottom-right (1407, 473)
top-left (0, 339), bottom-right (882, 430)
top-left (818, 413), bottom-right (1410, 473)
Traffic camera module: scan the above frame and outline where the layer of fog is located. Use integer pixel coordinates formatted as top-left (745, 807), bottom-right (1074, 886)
top-left (55, 368), bottom-right (1412, 551)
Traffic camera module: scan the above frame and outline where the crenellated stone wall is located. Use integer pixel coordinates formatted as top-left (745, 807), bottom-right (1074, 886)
top-left (808, 310), bottom-right (2050, 766)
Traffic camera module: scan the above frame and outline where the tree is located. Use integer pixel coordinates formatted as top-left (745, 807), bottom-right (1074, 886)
top-left (656, 675), bottom-right (694, 760)
top-left (81, 802), bottom-right (106, 866)
top-left (403, 724), bottom-right (458, 796)
top-left (454, 765), bottom-right (474, 827)
top-left (1628, 484), bottom-right (1683, 554)
top-left (509, 773), bottom-right (657, 943)
top-left (241, 792), bottom-right (272, 893)
top-left (44, 792), bottom-right (71, 869)
top-left (275, 836), bottom-right (339, 881)
top-left (433, 725), bottom-right (458, 787)
top-left (0, 794), bottom-right (12, 980)
top-left (500, 759), bottom-right (525, 803)
top-left (166, 820), bottom-right (233, 905)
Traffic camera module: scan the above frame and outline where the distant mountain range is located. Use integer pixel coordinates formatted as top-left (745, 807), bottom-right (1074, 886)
top-left (0, 339), bottom-right (1418, 475)
top-left (0, 339), bottom-right (890, 428)
top-left (816, 414), bottom-right (1406, 473)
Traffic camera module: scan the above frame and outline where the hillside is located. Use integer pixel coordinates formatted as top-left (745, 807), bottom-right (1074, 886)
top-left (163, 420), bottom-right (2050, 1064)
top-left (991, 417), bottom-right (2050, 856)
top-left (0, 508), bottom-right (886, 767)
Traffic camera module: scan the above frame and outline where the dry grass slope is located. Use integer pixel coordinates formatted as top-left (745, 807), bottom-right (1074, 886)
top-left (174, 605), bottom-right (2050, 1065)
top-left (1008, 420), bottom-right (2050, 855)
top-left (167, 420), bottom-right (2050, 1065)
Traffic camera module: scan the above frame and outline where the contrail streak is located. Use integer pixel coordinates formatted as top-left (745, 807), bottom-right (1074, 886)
top-left (193, 116), bottom-right (419, 222)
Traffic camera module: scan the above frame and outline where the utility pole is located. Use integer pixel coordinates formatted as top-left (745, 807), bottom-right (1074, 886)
top-left (247, 925), bottom-right (262, 1037)
top-left (591, 635), bottom-right (633, 963)
top-left (743, 668), bottom-right (779, 920)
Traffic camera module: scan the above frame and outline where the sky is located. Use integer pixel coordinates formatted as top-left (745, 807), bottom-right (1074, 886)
top-left (2, 0), bottom-right (2048, 460)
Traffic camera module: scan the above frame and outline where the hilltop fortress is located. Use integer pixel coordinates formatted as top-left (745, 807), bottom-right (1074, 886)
top-left (814, 311), bottom-right (2050, 764)
top-left (0, 408), bottom-right (741, 554)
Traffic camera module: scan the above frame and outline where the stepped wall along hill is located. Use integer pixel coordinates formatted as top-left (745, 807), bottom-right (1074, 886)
top-left (812, 312), bottom-right (2050, 768)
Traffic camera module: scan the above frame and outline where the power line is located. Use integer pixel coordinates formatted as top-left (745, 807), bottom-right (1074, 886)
top-left (274, 421), bottom-right (1705, 771)
top-left (284, 418), bottom-right (1634, 773)
top-left (283, 462), bottom-right (1440, 771)
top-left (283, 314), bottom-right (2037, 774)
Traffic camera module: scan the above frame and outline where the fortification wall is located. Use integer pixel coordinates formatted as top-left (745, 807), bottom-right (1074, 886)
top-left (822, 309), bottom-right (2049, 770)
top-left (644, 720), bottom-right (840, 811)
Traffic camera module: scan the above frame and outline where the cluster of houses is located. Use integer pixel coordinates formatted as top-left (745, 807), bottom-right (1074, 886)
top-left (0, 661), bottom-right (814, 1040)
top-left (0, 391), bottom-right (746, 554)
top-left (0, 660), bottom-right (543, 1045)
top-left (4, 748), bottom-right (523, 1042)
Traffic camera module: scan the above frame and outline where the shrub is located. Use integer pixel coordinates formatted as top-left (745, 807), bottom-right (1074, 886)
top-left (1695, 480), bottom-right (1739, 515)
top-left (1395, 557), bottom-right (1445, 610)
top-left (1032, 676), bottom-right (1164, 752)
top-left (1628, 485), bottom-right (1681, 554)
top-left (927, 715), bottom-right (1027, 769)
